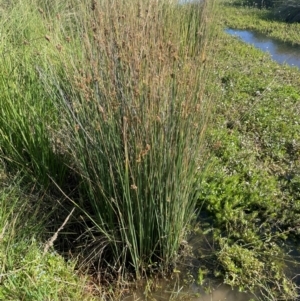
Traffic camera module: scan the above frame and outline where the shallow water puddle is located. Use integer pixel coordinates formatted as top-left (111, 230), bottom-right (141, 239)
top-left (122, 280), bottom-right (255, 301)
top-left (226, 28), bottom-right (300, 69)
top-left (122, 232), bottom-right (256, 301)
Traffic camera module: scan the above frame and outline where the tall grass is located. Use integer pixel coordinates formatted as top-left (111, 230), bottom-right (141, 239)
top-left (0, 0), bottom-right (216, 278)
top-left (0, 0), bottom-right (71, 189)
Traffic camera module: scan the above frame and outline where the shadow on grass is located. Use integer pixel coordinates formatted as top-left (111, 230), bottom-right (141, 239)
top-left (222, 0), bottom-right (300, 23)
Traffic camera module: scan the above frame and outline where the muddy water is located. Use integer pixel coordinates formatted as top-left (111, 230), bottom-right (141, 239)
top-left (122, 232), bottom-right (256, 301)
top-left (226, 28), bottom-right (300, 69)
top-left (123, 282), bottom-right (254, 301)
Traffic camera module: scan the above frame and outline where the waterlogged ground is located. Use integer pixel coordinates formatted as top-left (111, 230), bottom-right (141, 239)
top-left (193, 1), bottom-right (300, 299)
top-left (123, 283), bottom-right (254, 301)
top-left (122, 235), bottom-right (256, 301)
top-left (121, 231), bottom-right (258, 301)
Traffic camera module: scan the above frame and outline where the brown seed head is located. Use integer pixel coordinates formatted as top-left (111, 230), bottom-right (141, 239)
top-left (130, 184), bottom-right (138, 190)
top-left (98, 105), bottom-right (104, 114)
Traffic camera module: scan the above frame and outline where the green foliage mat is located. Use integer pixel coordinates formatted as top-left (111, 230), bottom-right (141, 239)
top-left (196, 8), bottom-right (300, 298)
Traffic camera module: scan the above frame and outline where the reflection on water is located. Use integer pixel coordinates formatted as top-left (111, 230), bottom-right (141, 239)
top-left (191, 284), bottom-right (254, 301)
top-left (122, 280), bottom-right (255, 301)
top-left (122, 231), bottom-right (256, 301)
top-left (226, 28), bottom-right (300, 69)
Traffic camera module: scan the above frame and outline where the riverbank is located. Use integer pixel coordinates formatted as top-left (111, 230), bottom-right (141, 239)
top-left (194, 1), bottom-right (300, 299)
top-left (220, 0), bottom-right (300, 45)
top-left (0, 0), bottom-right (299, 300)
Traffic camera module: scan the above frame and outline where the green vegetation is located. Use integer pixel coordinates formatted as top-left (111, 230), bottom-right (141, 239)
top-left (221, 0), bottom-right (300, 44)
top-left (0, 172), bottom-right (95, 300)
top-left (0, 0), bottom-right (216, 299)
top-left (193, 1), bottom-right (300, 300)
top-left (232, 0), bottom-right (299, 10)
top-left (1, 0), bottom-right (300, 299)
top-left (240, 0), bottom-right (300, 24)
top-left (48, 0), bottom-right (214, 278)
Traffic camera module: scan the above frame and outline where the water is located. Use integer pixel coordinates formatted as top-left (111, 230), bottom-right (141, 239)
top-left (122, 282), bottom-right (254, 301)
top-left (122, 232), bottom-right (256, 301)
top-left (226, 28), bottom-right (300, 69)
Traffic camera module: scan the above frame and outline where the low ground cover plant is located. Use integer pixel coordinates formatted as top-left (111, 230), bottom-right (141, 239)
top-left (195, 2), bottom-right (300, 298)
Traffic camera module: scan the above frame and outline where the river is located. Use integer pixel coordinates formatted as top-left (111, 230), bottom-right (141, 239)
top-left (226, 28), bottom-right (300, 69)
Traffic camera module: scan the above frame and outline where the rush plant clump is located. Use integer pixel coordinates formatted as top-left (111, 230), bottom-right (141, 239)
top-left (0, 0), bottom-right (216, 284)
